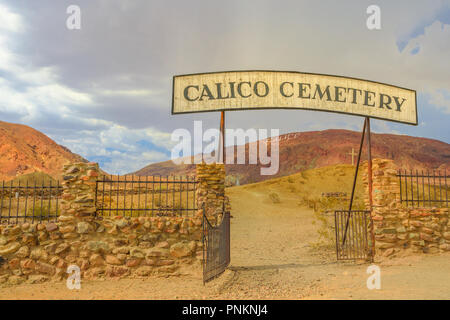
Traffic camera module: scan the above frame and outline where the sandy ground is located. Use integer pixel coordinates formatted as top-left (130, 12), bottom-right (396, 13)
top-left (0, 186), bottom-right (449, 300)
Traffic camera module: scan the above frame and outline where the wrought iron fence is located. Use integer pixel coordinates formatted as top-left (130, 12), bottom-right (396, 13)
top-left (0, 180), bottom-right (62, 224)
top-left (95, 175), bottom-right (198, 217)
top-left (202, 203), bottom-right (231, 284)
top-left (397, 170), bottom-right (448, 208)
top-left (335, 210), bottom-right (372, 261)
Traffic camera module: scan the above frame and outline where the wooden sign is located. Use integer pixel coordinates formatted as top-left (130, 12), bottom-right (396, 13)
top-left (172, 71), bottom-right (417, 125)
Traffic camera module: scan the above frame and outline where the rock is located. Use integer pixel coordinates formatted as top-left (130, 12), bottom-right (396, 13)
top-left (36, 262), bottom-right (56, 275)
top-left (43, 243), bottom-right (56, 255)
top-left (77, 222), bottom-right (91, 234)
top-left (116, 220), bottom-right (129, 228)
top-left (126, 258), bottom-right (142, 267)
top-left (106, 265), bottom-right (129, 277)
top-left (7, 275), bottom-right (24, 285)
top-left (16, 246), bottom-right (30, 258)
top-left (22, 232), bottom-right (37, 246)
top-left (45, 223), bottom-right (58, 232)
top-left (135, 266), bottom-right (153, 276)
top-left (105, 255), bottom-right (123, 265)
top-left (8, 258), bottom-right (20, 269)
top-left (130, 248), bottom-right (144, 259)
top-left (89, 254), bottom-right (105, 267)
top-left (382, 248), bottom-right (395, 257)
top-left (27, 275), bottom-right (48, 284)
top-left (156, 241), bottom-right (170, 249)
top-left (443, 232), bottom-right (450, 241)
top-left (56, 259), bottom-right (68, 269)
top-left (55, 243), bottom-right (70, 255)
top-left (0, 242), bottom-right (21, 255)
top-left (113, 239), bottom-right (128, 247)
top-left (87, 241), bottom-right (109, 254)
top-left (59, 225), bottom-right (75, 233)
top-left (169, 242), bottom-right (195, 258)
top-left (420, 233), bottom-right (433, 242)
top-left (20, 259), bottom-right (36, 270)
top-left (146, 247), bottom-right (169, 258)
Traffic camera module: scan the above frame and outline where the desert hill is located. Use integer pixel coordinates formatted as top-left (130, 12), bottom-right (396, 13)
top-left (135, 129), bottom-right (450, 185)
top-left (0, 120), bottom-right (87, 181)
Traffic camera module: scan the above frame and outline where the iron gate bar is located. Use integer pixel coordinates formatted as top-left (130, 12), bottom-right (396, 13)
top-left (335, 210), bottom-right (371, 260)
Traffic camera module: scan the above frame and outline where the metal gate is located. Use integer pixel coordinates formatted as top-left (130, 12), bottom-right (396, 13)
top-left (202, 205), bottom-right (230, 284)
top-left (335, 210), bottom-right (373, 260)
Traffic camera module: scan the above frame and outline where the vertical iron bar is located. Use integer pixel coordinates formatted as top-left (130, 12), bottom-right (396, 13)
top-left (145, 175), bottom-right (149, 216)
top-left (40, 179), bottom-right (44, 222)
top-left (138, 175), bottom-right (141, 217)
top-left (117, 175), bottom-right (120, 217)
top-left (101, 175), bottom-right (105, 217)
top-left (16, 180), bottom-right (21, 224)
top-left (410, 169), bottom-right (414, 207)
top-left (422, 170), bottom-right (425, 207)
top-left (433, 170), bottom-right (437, 207)
top-left (334, 211), bottom-right (339, 260)
top-left (151, 175), bottom-right (155, 217)
top-left (399, 170), bottom-right (402, 204)
top-left (405, 170), bottom-right (408, 206)
top-left (32, 181), bottom-right (36, 223)
top-left (131, 175), bottom-right (134, 217)
top-left (172, 175), bottom-right (175, 216)
top-left (438, 171), bottom-right (442, 207)
top-left (166, 175), bottom-right (169, 213)
top-left (445, 171), bottom-right (448, 208)
top-left (24, 181), bottom-right (29, 222)
top-left (416, 170), bottom-right (419, 207)
top-left (47, 180), bottom-right (52, 221)
top-left (123, 175), bottom-right (127, 216)
top-left (0, 181), bottom-right (4, 220)
top-left (55, 180), bottom-right (59, 221)
top-left (427, 170), bottom-right (431, 207)
top-left (109, 175), bottom-right (112, 216)
top-left (187, 175), bottom-right (190, 215)
top-left (8, 180), bottom-right (13, 222)
top-left (159, 175), bottom-right (162, 216)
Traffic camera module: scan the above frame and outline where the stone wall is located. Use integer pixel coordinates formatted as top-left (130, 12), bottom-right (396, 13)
top-left (362, 159), bottom-right (450, 258)
top-left (196, 162), bottom-right (230, 225)
top-left (0, 162), bottom-right (228, 285)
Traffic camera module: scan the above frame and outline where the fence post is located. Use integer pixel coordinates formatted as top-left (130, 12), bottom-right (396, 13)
top-left (196, 162), bottom-right (229, 225)
top-left (59, 162), bottom-right (99, 234)
top-left (362, 159), bottom-right (402, 257)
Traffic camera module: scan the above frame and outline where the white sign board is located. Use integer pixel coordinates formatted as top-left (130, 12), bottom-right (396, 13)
top-left (172, 71), bottom-right (417, 125)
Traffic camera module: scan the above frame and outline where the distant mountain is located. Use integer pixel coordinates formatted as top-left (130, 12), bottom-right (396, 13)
top-left (134, 129), bottom-right (450, 185)
top-left (0, 120), bottom-right (87, 181)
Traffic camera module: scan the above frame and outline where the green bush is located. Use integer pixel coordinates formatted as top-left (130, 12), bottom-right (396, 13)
top-left (269, 192), bottom-right (281, 204)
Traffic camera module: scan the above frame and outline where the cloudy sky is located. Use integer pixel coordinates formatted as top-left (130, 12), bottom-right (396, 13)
top-left (0, 0), bottom-right (449, 174)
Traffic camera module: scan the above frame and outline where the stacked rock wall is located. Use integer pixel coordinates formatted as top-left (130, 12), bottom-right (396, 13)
top-left (196, 162), bottom-right (230, 225)
top-left (0, 162), bottom-right (227, 285)
top-left (362, 159), bottom-right (449, 257)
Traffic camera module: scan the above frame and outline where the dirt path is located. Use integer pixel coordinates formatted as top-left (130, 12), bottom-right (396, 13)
top-left (0, 186), bottom-right (449, 300)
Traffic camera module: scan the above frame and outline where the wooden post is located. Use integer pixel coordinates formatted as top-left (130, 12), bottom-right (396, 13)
top-left (219, 111), bottom-right (225, 164)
